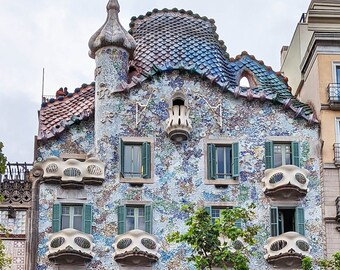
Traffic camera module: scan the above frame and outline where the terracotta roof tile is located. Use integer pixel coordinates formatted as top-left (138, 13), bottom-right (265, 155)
top-left (38, 84), bottom-right (95, 140)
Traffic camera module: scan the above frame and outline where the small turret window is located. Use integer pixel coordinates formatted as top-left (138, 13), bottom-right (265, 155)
top-left (238, 70), bottom-right (257, 88)
top-left (240, 77), bottom-right (250, 88)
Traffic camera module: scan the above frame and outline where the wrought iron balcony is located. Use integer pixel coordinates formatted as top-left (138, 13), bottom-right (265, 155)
top-left (165, 105), bottom-right (192, 142)
top-left (264, 232), bottom-right (310, 268)
top-left (0, 162), bottom-right (32, 204)
top-left (113, 229), bottom-right (160, 266)
top-left (262, 165), bottom-right (309, 200)
top-left (34, 156), bottom-right (105, 188)
top-left (328, 83), bottom-right (340, 109)
top-left (334, 143), bottom-right (340, 166)
top-left (47, 228), bottom-right (94, 264)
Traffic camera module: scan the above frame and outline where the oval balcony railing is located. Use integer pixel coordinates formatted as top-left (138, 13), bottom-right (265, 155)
top-left (113, 229), bottom-right (160, 266)
top-left (34, 156), bottom-right (105, 188)
top-left (47, 228), bottom-right (94, 264)
top-left (264, 232), bottom-right (310, 268)
top-left (262, 165), bottom-right (309, 200)
top-left (165, 105), bottom-right (192, 142)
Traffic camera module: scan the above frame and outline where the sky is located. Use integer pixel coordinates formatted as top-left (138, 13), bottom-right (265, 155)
top-left (0, 0), bottom-right (310, 163)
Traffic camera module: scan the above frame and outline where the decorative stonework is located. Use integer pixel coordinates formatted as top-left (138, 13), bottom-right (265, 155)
top-left (34, 156), bottom-right (105, 188)
top-left (264, 232), bottom-right (310, 268)
top-left (47, 228), bottom-right (94, 265)
top-left (0, 180), bottom-right (32, 204)
top-left (262, 165), bottom-right (309, 200)
top-left (113, 229), bottom-right (160, 266)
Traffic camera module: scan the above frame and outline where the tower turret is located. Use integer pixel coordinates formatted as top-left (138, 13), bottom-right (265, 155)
top-left (89, 0), bottom-right (136, 159)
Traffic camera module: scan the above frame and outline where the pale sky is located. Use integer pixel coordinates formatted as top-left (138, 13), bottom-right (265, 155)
top-left (0, 0), bottom-right (310, 163)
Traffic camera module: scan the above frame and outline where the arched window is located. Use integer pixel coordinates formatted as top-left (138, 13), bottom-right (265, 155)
top-left (238, 70), bottom-right (257, 88)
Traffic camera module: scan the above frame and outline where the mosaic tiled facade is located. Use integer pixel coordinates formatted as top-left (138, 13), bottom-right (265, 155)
top-left (33, 0), bottom-right (325, 269)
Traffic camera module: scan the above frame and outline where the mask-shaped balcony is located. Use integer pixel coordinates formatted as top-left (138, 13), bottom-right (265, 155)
top-left (47, 228), bottom-right (94, 265)
top-left (264, 232), bottom-right (310, 268)
top-left (113, 229), bottom-right (160, 266)
top-left (165, 105), bottom-right (192, 142)
top-left (262, 165), bottom-right (309, 200)
top-left (34, 156), bottom-right (105, 188)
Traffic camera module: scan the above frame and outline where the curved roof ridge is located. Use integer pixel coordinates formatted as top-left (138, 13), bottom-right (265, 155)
top-left (128, 8), bottom-right (228, 58)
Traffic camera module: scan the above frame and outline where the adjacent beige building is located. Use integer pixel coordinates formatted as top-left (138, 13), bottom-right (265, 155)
top-left (281, 0), bottom-right (340, 257)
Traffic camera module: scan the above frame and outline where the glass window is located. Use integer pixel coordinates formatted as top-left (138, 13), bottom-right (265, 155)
top-left (336, 66), bottom-right (340, 84)
top-left (273, 144), bottom-right (291, 167)
top-left (126, 206), bottom-right (145, 231)
top-left (61, 205), bottom-right (83, 231)
top-left (123, 144), bottom-right (142, 178)
top-left (211, 207), bottom-right (226, 223)
top-left (216, 145), bottom-right (232, 179)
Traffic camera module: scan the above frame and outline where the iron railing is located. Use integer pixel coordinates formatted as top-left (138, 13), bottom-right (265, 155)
top-left (334, 143), bottom-right (340, 164)
top-left (328, 83), bottom-right (340, 103)
top-left (0, 162), bottom-right (33, 182)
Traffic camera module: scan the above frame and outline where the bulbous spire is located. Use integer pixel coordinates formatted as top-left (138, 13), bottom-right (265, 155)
top-left (88, 0), bottom-right (136, 59)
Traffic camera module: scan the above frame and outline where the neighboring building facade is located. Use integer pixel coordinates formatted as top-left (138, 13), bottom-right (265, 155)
top-left (0, 163), bottom-right (33, 270)
top-left (281, 0), bottom-right (340, 258)
top-left (30, 0), bottom-right (325, 269)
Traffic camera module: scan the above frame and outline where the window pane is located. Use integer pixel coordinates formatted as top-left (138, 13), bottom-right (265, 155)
top-left (61, 215), bottom-right (70, 230)
top-left (74, 216), bottom-right (83, 231)
top-left (274, 145), bottom-right (283, 167)
top-left (216, 146), bottom-right (232, 178)
top-left (124, 145), bottom-right (142, 177)
top-left (126, 217), bottom-right (135, 231)
top-left (284, 145), bottom-right (291, 165)
top-left (74, 206), bottom-right (83, 215)
top-left (62, 206), bottom-right (70, 215)
top-left (138, 217), bottom-right (145, 230)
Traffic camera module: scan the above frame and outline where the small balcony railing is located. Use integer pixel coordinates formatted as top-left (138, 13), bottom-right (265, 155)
top-left (328, 83), bottom-right (340, 109)
top-left (165, 105), bottom-right (192, 142)
top-left (334, 143), bottom-right (340, 165)
top-left (264, 232), bottom-right (310, 268)
top-left (113, 229), bottom-right (160, 266)
top-left (33, 156), bottom-right (105, 188)
top-left (47, 228), bottom-right (94, 264)
top-left (262, 165), bottom-right (309, 200)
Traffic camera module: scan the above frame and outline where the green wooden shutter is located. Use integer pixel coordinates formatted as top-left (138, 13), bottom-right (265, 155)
top-left (120, 139), bottom-right (125, 177)
top-left (144, 205), bottom-right (152, 233)
top-left (52, 203), bottom-right (61, 233)
top-left (118, 205), bottom-right (126, 234)
top-left (204, 206), bottom-right (212, 216)
top-left (207, 144), bottom-right (216, 179)
top-left (233, 207), bottom-right (242, 228)
top-left (142, 142), bottom-right (151, 179)
top-left (83, 204), bottom-right (93, 234)
top-left (265, 141), bottom-right (274, 169)
top-left (270, 207), bottom-right (279, 237)
top-left (232, 142), bottom-right (240, 177)
top-left (295, 207), bottom-right (305, 236)
top-left (291, 142), bottom-right (300, 167)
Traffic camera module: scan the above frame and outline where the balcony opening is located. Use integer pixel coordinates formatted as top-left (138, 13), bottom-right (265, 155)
top-left (172, 97), bottom-right (184, 107)
top-left (165, 92), bottom-right (192, 143)
top-left (278, 209), bottom-right (295, 235)
top-left (271, 206), bottom-right (304, 237)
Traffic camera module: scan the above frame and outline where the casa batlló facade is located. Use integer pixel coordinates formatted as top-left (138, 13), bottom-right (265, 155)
top-left (29, 0), bottom-right (325, 269)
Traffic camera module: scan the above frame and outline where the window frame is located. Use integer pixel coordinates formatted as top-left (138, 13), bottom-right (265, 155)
top-left (120, 137), bottom-right (154, 184)
top-left (117, 202), bottom-right (153, 235)
top-left (204, 139), bottom-right (239, 186)
top-left (52, 203), bottom-right (93, 234)
top-left (265, 139), bottom-right (300, 169)
top-left (205, 203), bottom-right (241, 228)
